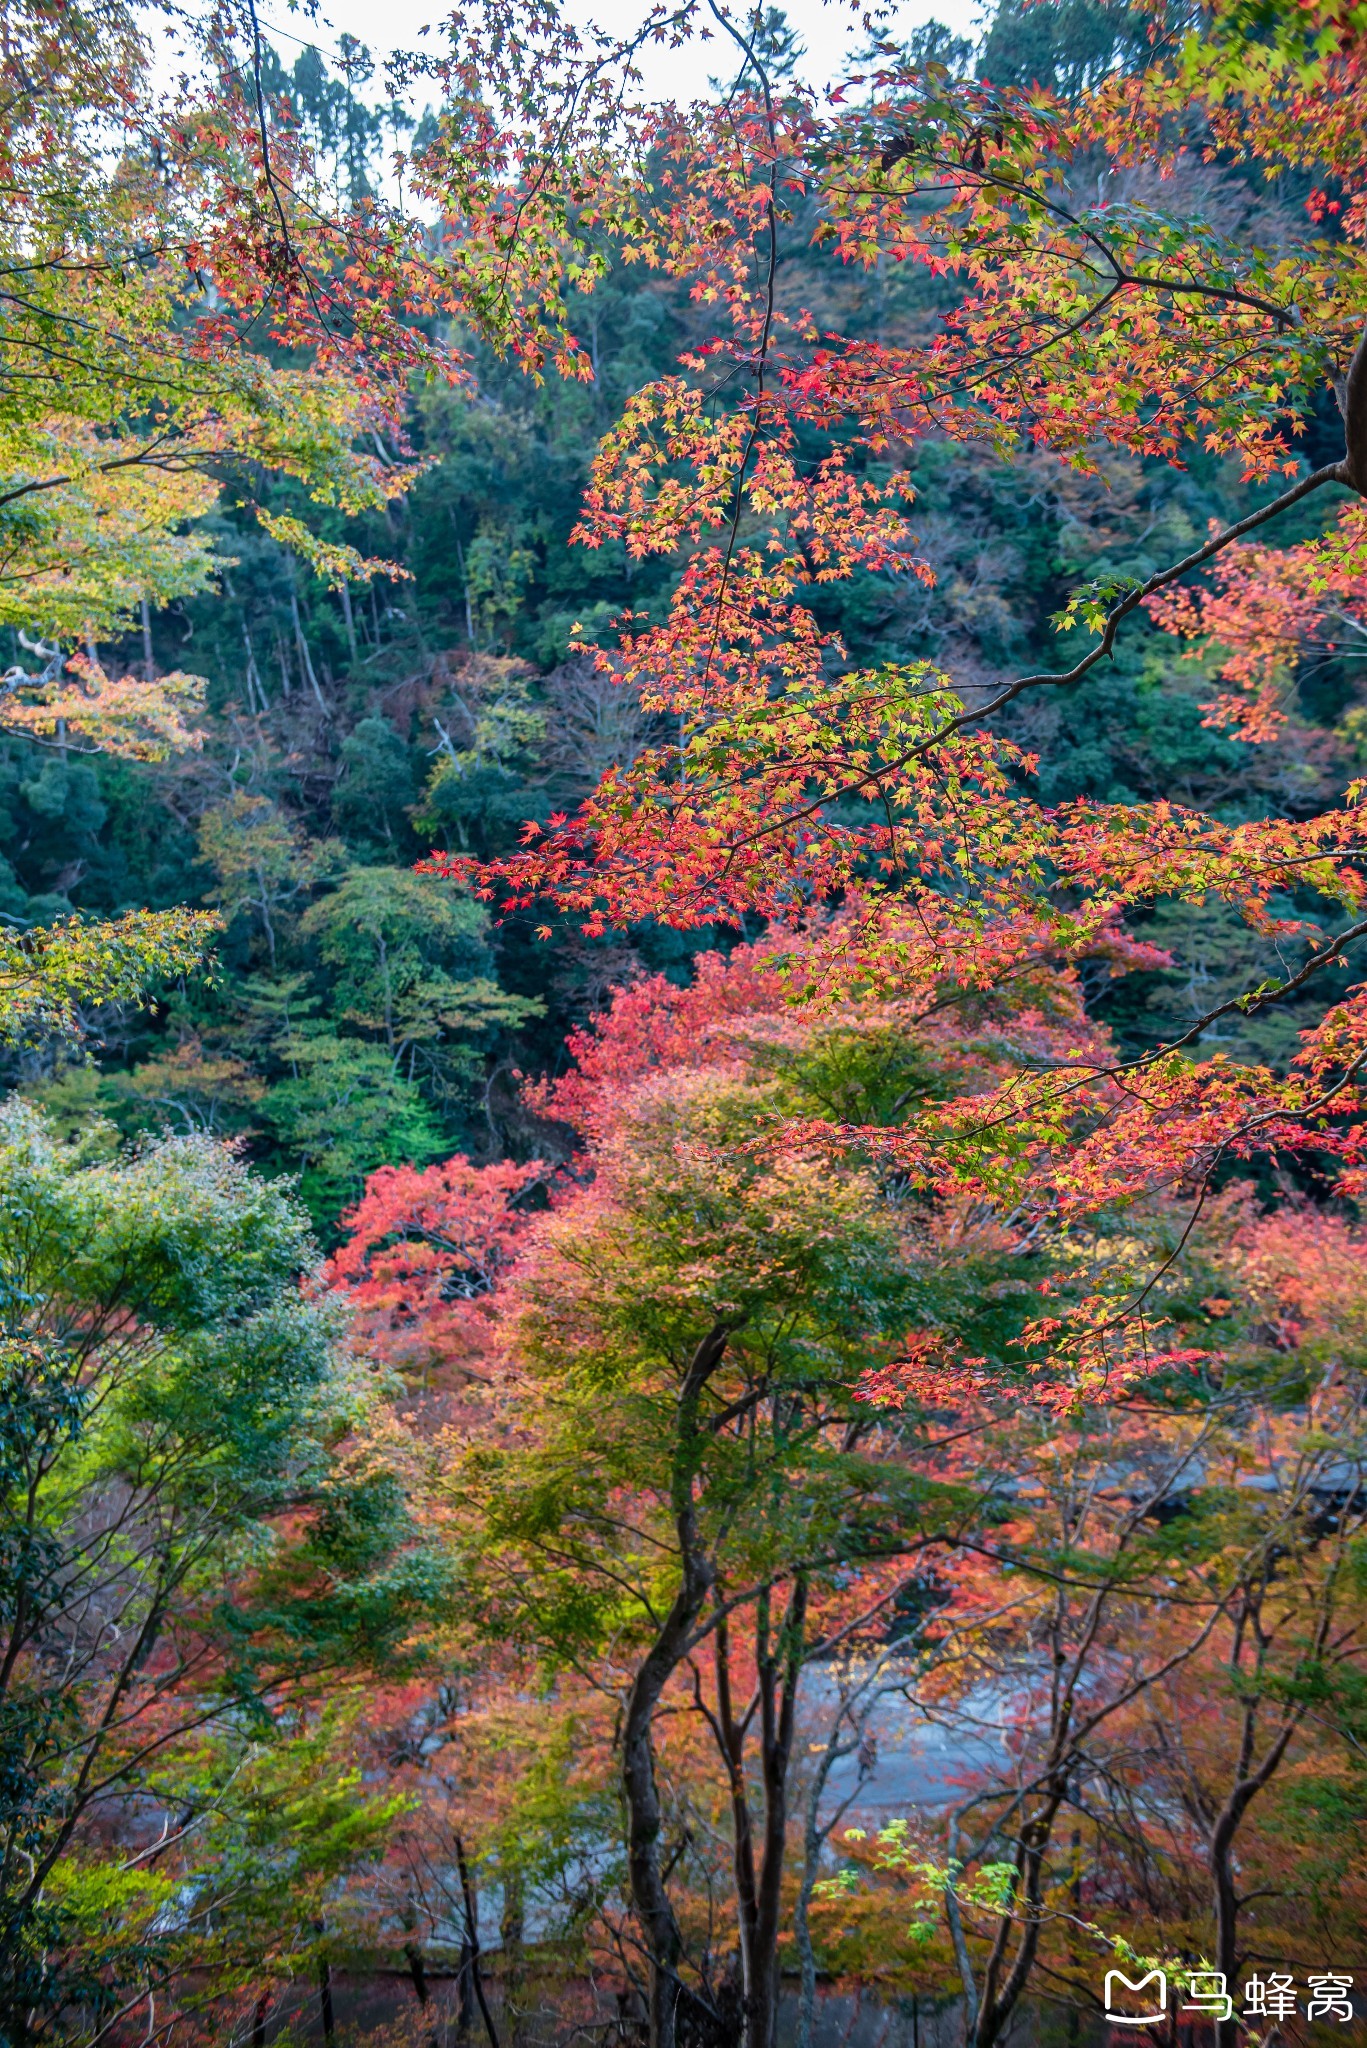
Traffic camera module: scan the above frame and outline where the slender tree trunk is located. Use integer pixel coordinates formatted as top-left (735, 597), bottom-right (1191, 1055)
top-left (255, 869), bottom-right (277, 967)
top-left (1208, 1717), bottom-right (1302, 2048)
top-left (969, 1789), bottom-right (1065, 2048)
top-left (1067, 1826), bottom-right (1083, 2048)
top-left (455, 1833), bottom-right (501, 2048)
top-left (318, 1961), bottom-right (336, 2048)
top-left (456, 1888), bottom-right (475, 2033)
top-left (1204, 1601), bottom-right (1299, 2048)
top-left (714, 1600), bottom-right (761, 2029)
top-left (621, 1324), bottom-right (730, 2048)
top-left (404, 1941), bottom-right (429, 2007)
top-left (500, 1868), bottom-right (524, 1952)
top-left (243, 622), bottom-right (267, 712)
top-left (314, 1924), bottom-right (336, 2048)
top-left (290, 588), bottom-right (327, 712)
top-left (141, 596), bottom-right (154, 681)
top-left (705, 1567), bottom-right (807, 2048)
top-left (749, 1574), bottom-right (807, 2048)
top-left (340, 581), bottom-right (359, 663)
top-left (378, 932), bottom-right (394, 1051)
top-left (624, 1575), bottom-right (710, 2048)
top-left (1211, 1817), bottom-right (1241, 2048)
top-left (793, 1869), bottom-right (818, 2048)
top-left (455, 537), bottom-right (477, 649)
top-left (943, 1823), bottom-right (980, 2046)
top-left (403, 1902), bottom-right (440, 2048)
top-left (1338, 317), bottom-right (1367, 495)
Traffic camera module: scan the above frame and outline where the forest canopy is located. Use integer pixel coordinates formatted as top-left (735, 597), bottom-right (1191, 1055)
top-left (2, 0), bottom-right (1367, 2043)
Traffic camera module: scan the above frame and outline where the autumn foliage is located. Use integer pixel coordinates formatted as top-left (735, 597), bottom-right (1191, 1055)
top-left (10, 0), bottom-right (1367, 2041)
top-left (404, 0), bottom-right (1367, 1405)
top-left (326, 1154), bottom-right (546, 1383)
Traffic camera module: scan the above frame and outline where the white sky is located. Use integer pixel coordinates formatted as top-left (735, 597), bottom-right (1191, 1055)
top-left (255, 0), bottom-right (988, 107)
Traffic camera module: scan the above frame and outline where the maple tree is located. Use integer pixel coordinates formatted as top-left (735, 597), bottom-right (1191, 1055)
top-left (412, 0), bottom-right (1367, 1400)
top-left (0, 907), bottom-right (217, 1046)
top-left (1148, 500), bottom-right (1367, 746)
top-left (326, 1149), bottom-right (547, 1389)
top-left (1107, 1207), bottom-right (1367, 2035)
top-left (807, 1196), bottom-right (1367, 2046)
top-left (276, 940), bottom-right (1367, 2048)
top-left (329, 928), bottom-right (1186, 2048)
top-left (0, 0), bottom-right (435, 636)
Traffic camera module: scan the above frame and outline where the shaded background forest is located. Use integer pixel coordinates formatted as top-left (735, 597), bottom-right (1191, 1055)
top-left (4, 0), bottom-right (1359, 1241)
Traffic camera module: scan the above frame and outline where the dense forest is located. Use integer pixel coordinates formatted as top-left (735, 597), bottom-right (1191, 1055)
top-left (3, 0), bottom-right (1367, 2044)
top-left (9, 0), bottom-right (1360, 1231)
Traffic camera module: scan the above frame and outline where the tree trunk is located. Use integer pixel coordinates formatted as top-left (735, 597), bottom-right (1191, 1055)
top-left (708, 1568), bottom-right (807, 2048)
top-left (403, 1918), bottom-right (441, 2048)
top-left (404, 1942), bottom-right (429, 2006)
top-left (251, 1991), bottom-right (271, 2048)
top-left (1206, 1681), bottom-right (1305, 2048)
top-left (793, 1868), bottom-right (818, 2048)
top-left (290, 587), bottom-right (327, 712)
top-left (969, 1786), bottom-right (1066, 2048)
top-left (455, 1832), bottom-right (502, 2048)
top-left (1211, 1814), bottom-right (1241, 2048)
top-left (243, 622), bottom-right (267, 711)
top-left (621, 1323), bottom-right (730, 2048)
top-left (714, 1600), bottom-right (761, 2035)
top-left (795, 1708), bottom-right (847, 2048)
top-left (455, 537), bottom-right (477, 649)
top-left (1339, 318), bottom-right (1367, 496)
top-left (340, 582), bottom-right (359, 664)
top-left (748, 1575), bottom-right (807, 2048)
top-left (315, 1941), bottom-right (336, 2048)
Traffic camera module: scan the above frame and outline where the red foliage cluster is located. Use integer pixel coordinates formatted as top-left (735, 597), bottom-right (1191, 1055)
top-left (399, 3), bottom-right (1367, 1376)
top-left (325, 1155), bottom-right (547, 1381)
